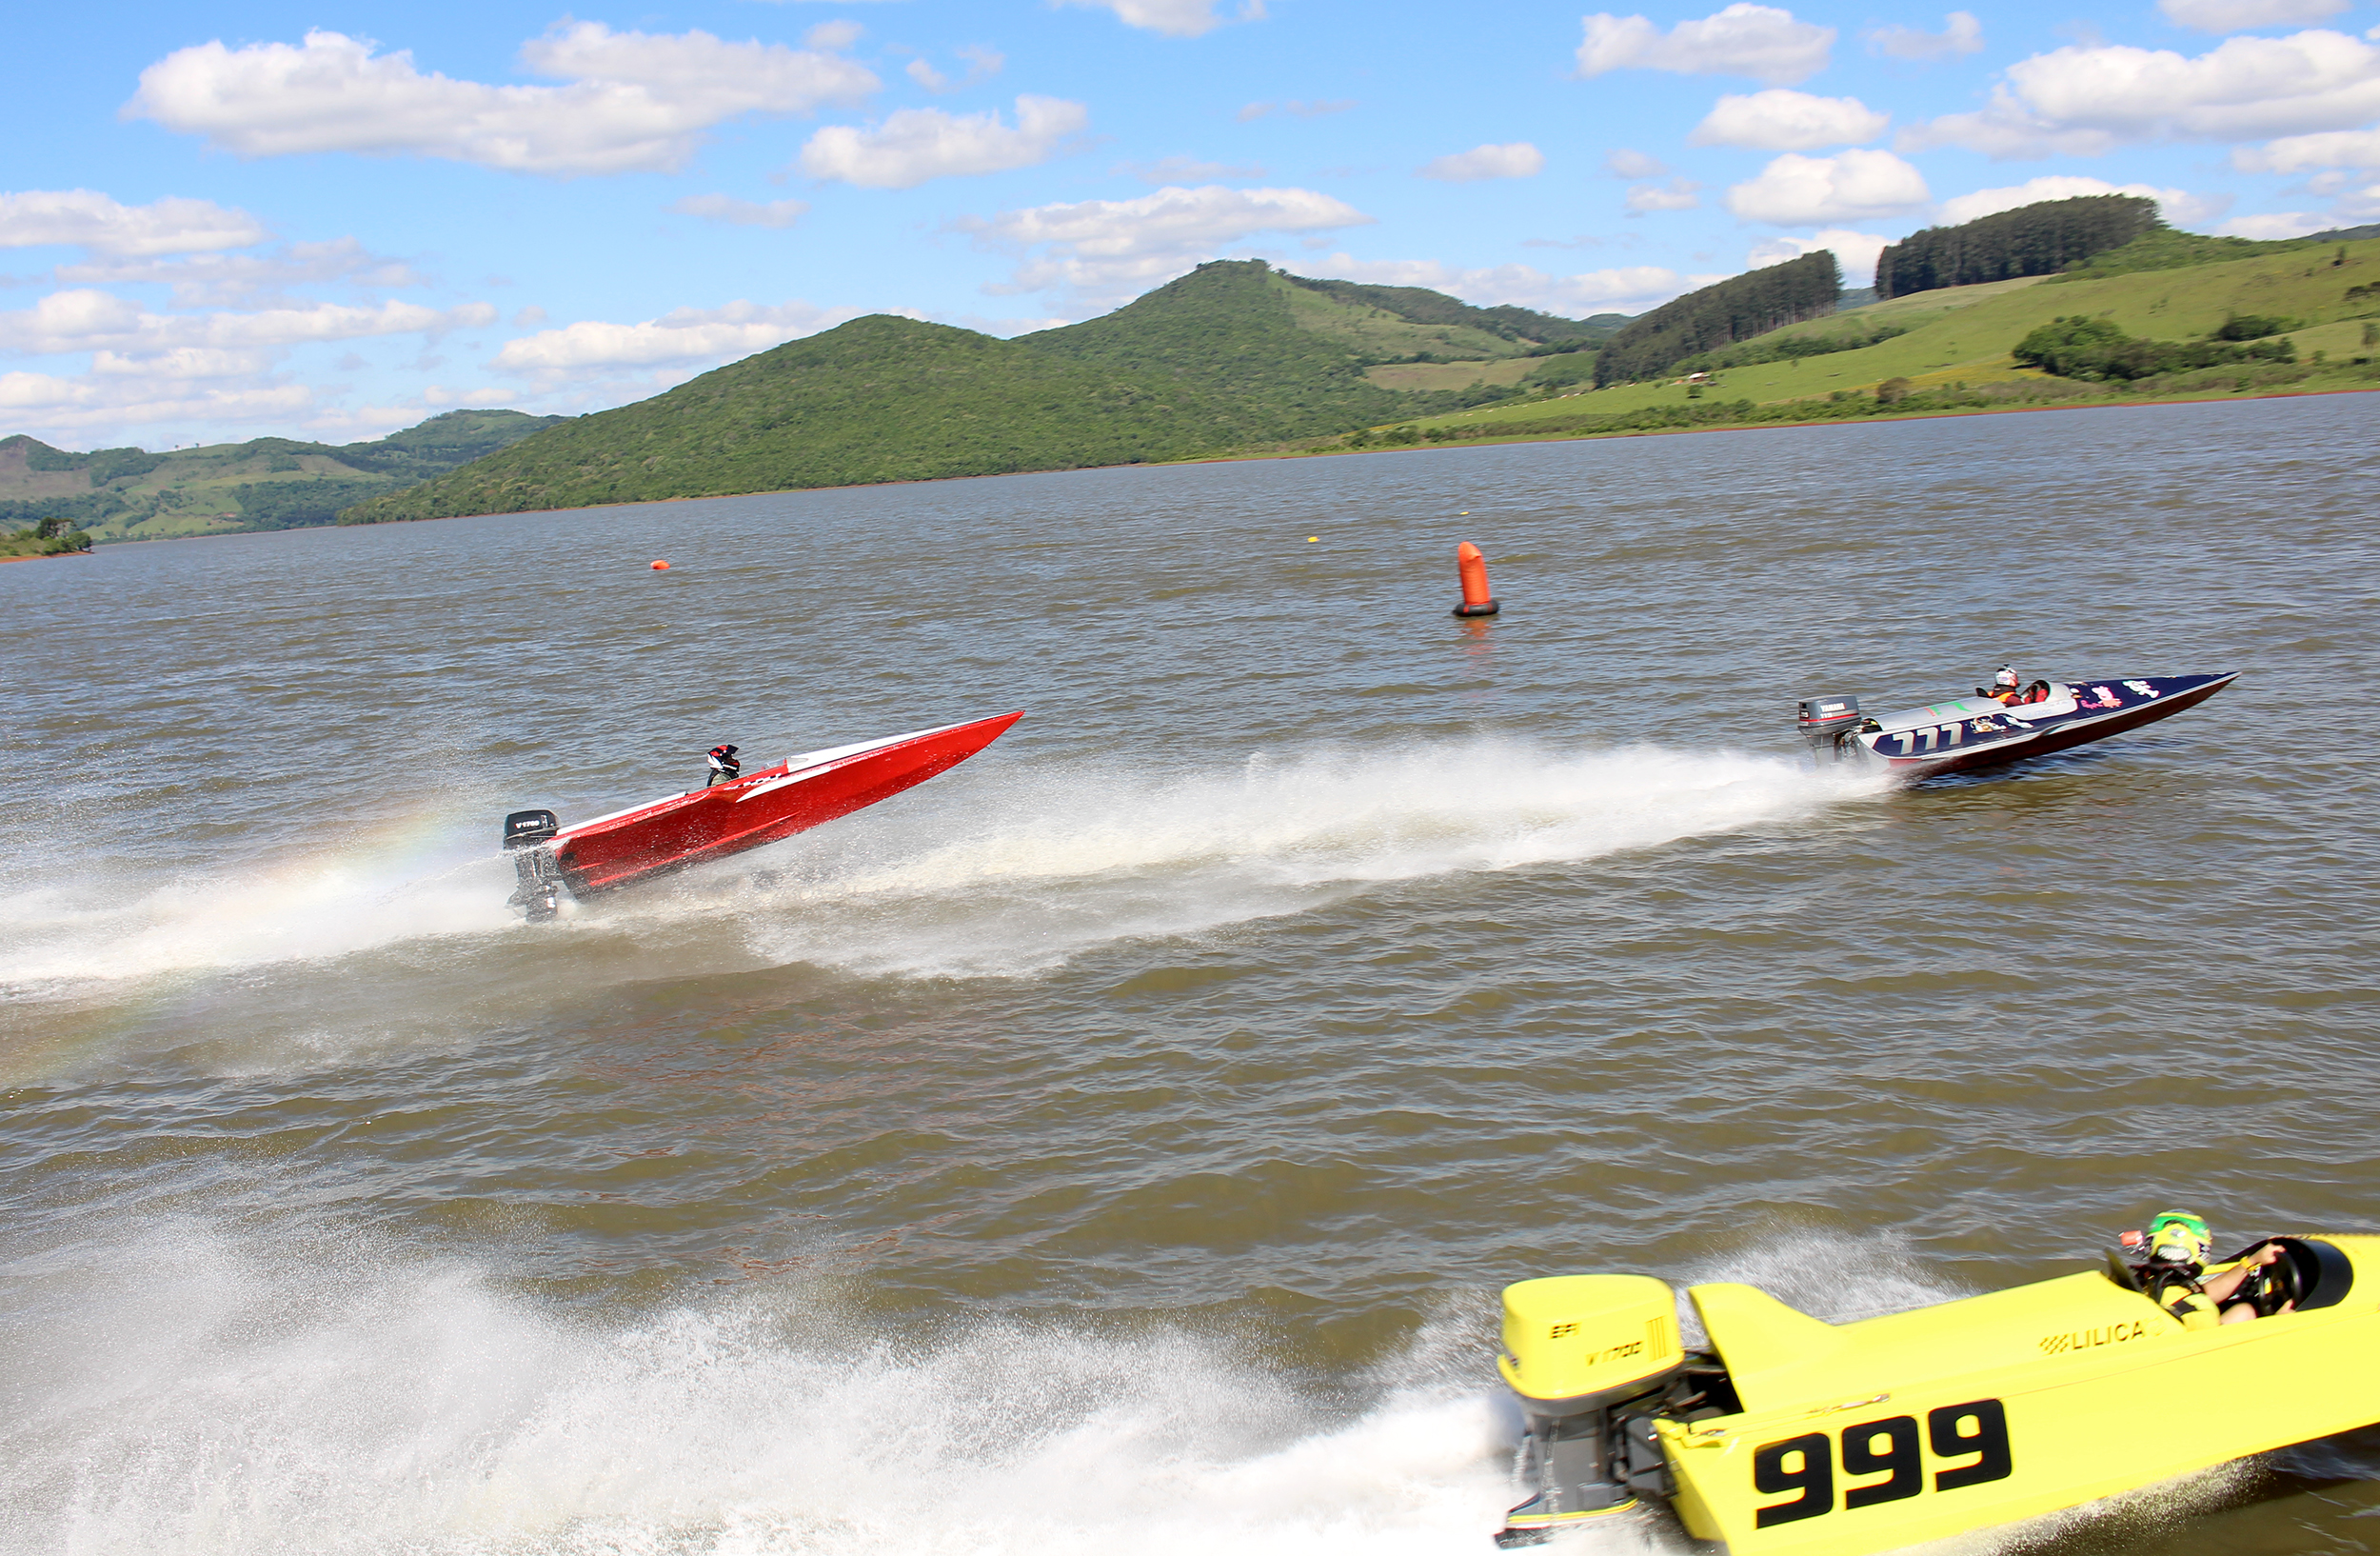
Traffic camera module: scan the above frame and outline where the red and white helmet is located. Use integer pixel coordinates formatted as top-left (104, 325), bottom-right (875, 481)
top-left (1993, 667), bottom-right (2019, 689)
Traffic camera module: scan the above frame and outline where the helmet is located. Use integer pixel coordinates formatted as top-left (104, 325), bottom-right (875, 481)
top-left (1993, 667), bottom-right (2019, 688)
top-left (2148, 1210), bottom-right (2211, 1266)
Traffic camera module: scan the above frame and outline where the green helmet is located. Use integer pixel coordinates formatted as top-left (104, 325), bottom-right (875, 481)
top-left (2149, 1210), bottom-right (2211, 1265)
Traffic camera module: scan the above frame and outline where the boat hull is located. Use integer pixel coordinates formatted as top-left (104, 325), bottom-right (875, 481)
top-left (547, 711), bottom-right (1021, 899)
top-left (1856, 672), bottom-right (2237, 778)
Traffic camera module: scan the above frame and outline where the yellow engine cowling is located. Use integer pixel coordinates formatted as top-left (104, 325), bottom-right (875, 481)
top-left (1500, 1273), bottom-right (1684, 1413)
top-left (1497, 1275), bottom-right (1688, 1543)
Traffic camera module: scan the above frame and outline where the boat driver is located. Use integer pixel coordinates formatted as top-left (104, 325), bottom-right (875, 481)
top-left (704, 744), bottom-right (742, 788)
top-left (2128, 1210), bottom-right (2291, 1327)
top-left (1980, 667), bottom-right (2024, 705)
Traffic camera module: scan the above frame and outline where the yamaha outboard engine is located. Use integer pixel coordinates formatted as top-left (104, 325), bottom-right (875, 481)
top-left (503, 808), bottom-right (564, 923)
top-left (1495, 1275), bottom-right (1688, 1546)
top-left (1797, 694), bottom-right (1872, 765)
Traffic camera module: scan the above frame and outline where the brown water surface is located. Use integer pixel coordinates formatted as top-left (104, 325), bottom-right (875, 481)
top-left (2, 395), bottom-right (2375, 1554)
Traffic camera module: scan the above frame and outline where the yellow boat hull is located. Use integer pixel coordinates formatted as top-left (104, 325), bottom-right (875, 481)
top-left (1499, 1235), bottom-right (2380, 1556)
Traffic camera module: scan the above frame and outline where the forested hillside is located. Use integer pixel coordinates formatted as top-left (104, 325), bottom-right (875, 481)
top-left (341, 262), bottom-right (1618, 525)
top-left (0, 409), bottom-right (565, 543)
top-left (1593, 251), bottom-right (1840, 387)
top-left (1876, 195), bottom-right (2160, 299)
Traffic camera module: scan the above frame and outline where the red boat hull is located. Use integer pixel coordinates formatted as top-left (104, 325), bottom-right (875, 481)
top-left (549, 711), bottom-right (1021, 898)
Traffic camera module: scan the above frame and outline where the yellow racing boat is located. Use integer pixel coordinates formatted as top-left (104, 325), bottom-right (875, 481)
top-left (1494, 1233), bottom-right (2379, 1553)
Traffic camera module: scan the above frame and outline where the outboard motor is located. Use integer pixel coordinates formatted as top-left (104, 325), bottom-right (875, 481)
top-left (1797, 694), bottom-right (1872, 765)
top-left (1495, 1275), bottom-right (1687, 1546)
top-left (503, 808), bottom-right (564, 923)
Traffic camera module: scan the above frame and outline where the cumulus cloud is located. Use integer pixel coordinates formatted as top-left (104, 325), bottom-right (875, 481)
top-left (1725, 150), bottom-right (1931, 224)
top-left (1626, 178), bottom-right (1704, 213)
top-left (2216, 209), bottom-right (2331, 234)
top-left (1866, 11), bottom-right (1983, 62)
top-left (0, 369), bottom-right (320, 436)
top-left (2236, 126), bottom-right (2380, 169)
top-left (491, 299), bottom-right (867, 374)
top-left (1746, 229), bottom-right (1891, 283)
top-left (1690, 90), bottom-right (1889, 150)
top-left (56, 239), bottom-right (424, 309)
top-left (1057, 0), bottom-right (1266, 37)
top-left (2160, 0), bottom-right (2349, 32)
top-left (904, 44), bottom-right (1003, 93)
top-left (1305, 254), bottom-right (1719, 315)
top-left (800, 95), bottom-right (1087, 188)
top-left (1934, 175), bottom-right (2228, 226)
top-left (1908, 29), bottom-right (2380, 158)
top-left (0, 290), bottom-right (494, 356)
top-left (671, 194), bottom-right (811, 229)
top-left (125, 23), bottom-right (880, 176)
top-left (1577, 5), bottom-right (1835, 86)
top-left (0, 190), bottom-right (269, 256)
top-left (1418, 142), bottom-right (1547, 181)
top-left (1603, 148), bottom-right (1671, 178)
top-left (962, 185), bottom-right (1371, 303)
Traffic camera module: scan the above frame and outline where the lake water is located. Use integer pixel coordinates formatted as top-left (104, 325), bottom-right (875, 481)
top-left (4, 394), bottom-right (2376, 1556)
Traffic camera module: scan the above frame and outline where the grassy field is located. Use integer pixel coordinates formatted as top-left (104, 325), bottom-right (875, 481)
top-left (1388, 239), bottom-right (2380, 436)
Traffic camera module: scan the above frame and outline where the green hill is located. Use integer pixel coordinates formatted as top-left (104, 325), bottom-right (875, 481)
top-left (1386, 236), bottom-right (2380, 444)
top-left (0, 409), bottom-right (564, 544)
top-left (340, 261), bottom-right (1613, 525)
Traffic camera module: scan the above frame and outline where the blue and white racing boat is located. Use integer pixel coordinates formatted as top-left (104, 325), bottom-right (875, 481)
top-left (1796, 672), bottom-right (2239, 778)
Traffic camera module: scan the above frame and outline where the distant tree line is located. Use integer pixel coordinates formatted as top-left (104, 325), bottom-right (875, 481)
top-left (1876, 196), bottom-right (2160, 299)
top-left (1672, 321), bottom-right (1908, 375)
top-left (1, 516), bottom-right (93, 556)
top-left (2012, 315), bottom-right (2297, 380)
top-left (1594, 250), bottom-right (1841, 387)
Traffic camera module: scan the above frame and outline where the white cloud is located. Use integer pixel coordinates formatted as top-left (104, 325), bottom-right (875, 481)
top-left (806, 20), bottom-right (865, 50)
top-left (1626, 178), bottom-right (1704, 213)
top-left (1909, 29), bottom-right (2380, 158)
top-left (1934, 175), bottom-right (2228, 227)
top-left (906, 59), bottom-right (951, 92)
top-left (2237, 126), bottom-right (2380, 169)
top-left (671, 194), bottom-right (811, 229)
top-left (800, 95), bottom-right (1087, 189)
top-left (126, 24), bottom-right (880, 177)
top-left (0, 190), bottom-right (269, 256)
top-left (1747, 229), bottom-right (1890, 284)
top-left (490, 299), bottom-right (870, 374)
top-left (2160, 0), bottom-right (2349, 32)
top-left (1690, 90), bottom-right (1889, 150)
top-left (1725, 150), bottom-right (1931, 224)
top-left (1306, 254), bottom-right (1719, 315)
top-left (2216, 209), bottom-right (2330, 235)
top-left (1866, 11), bottom-right (1984, 62)
top-left (1577, 5), bottom-right (1835, 86)
top-left (0, 369), bottom-right (320, 436)
top-left (0, 290), bottom-right (494, 356)
top-left (1603, 148), bottom-right (1671, 178)
top-left (1418, 143), bottom-right (1547, 181)
top-left (906, 44), bottom-right (1006, 93)
top-left (56, 239), bottom-right (424, 309)
top-left (1056, 0), bottom-right (1266, 37)
top-left (964, 185), bottom-right (1371, 302)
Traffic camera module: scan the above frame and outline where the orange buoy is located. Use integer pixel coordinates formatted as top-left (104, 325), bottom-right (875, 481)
top-left (1452, 541), bottom-right (1498, 617)
top-left (650, 559), bottom-right (669, 570)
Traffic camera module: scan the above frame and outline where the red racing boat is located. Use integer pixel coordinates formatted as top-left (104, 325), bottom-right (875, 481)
top-left (501, 711), bottom-right (1021, 919)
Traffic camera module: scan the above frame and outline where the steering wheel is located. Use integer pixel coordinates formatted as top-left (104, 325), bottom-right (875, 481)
top-left (2233, 1245), bottom-right (2302, 1316)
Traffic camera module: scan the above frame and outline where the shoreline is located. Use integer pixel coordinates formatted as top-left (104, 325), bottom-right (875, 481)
top-left (56, 381), bottom-right (2380, 542)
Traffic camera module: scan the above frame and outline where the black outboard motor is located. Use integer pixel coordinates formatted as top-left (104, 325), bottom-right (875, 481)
top-left (503, 808), bottom-right (564, 923)
top-left (1797, 695), bottom-right (1872, 765)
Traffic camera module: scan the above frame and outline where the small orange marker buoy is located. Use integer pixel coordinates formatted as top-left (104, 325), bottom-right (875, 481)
top-left (1452, 541), bottom-right (1498, 617)
top-left (650, 559), bottom-right (669, 570)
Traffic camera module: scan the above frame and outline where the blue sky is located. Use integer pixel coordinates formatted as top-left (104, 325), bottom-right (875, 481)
top-left (7, 0), bottom-right (2377, 449)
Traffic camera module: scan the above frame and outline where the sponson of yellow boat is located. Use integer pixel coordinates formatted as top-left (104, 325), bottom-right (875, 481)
top-left (1494, 1234), bottom-right (2380, 1555)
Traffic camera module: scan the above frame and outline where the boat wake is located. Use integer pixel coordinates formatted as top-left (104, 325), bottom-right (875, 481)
top-left (0, 736), bottom-right (1883, 1010)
